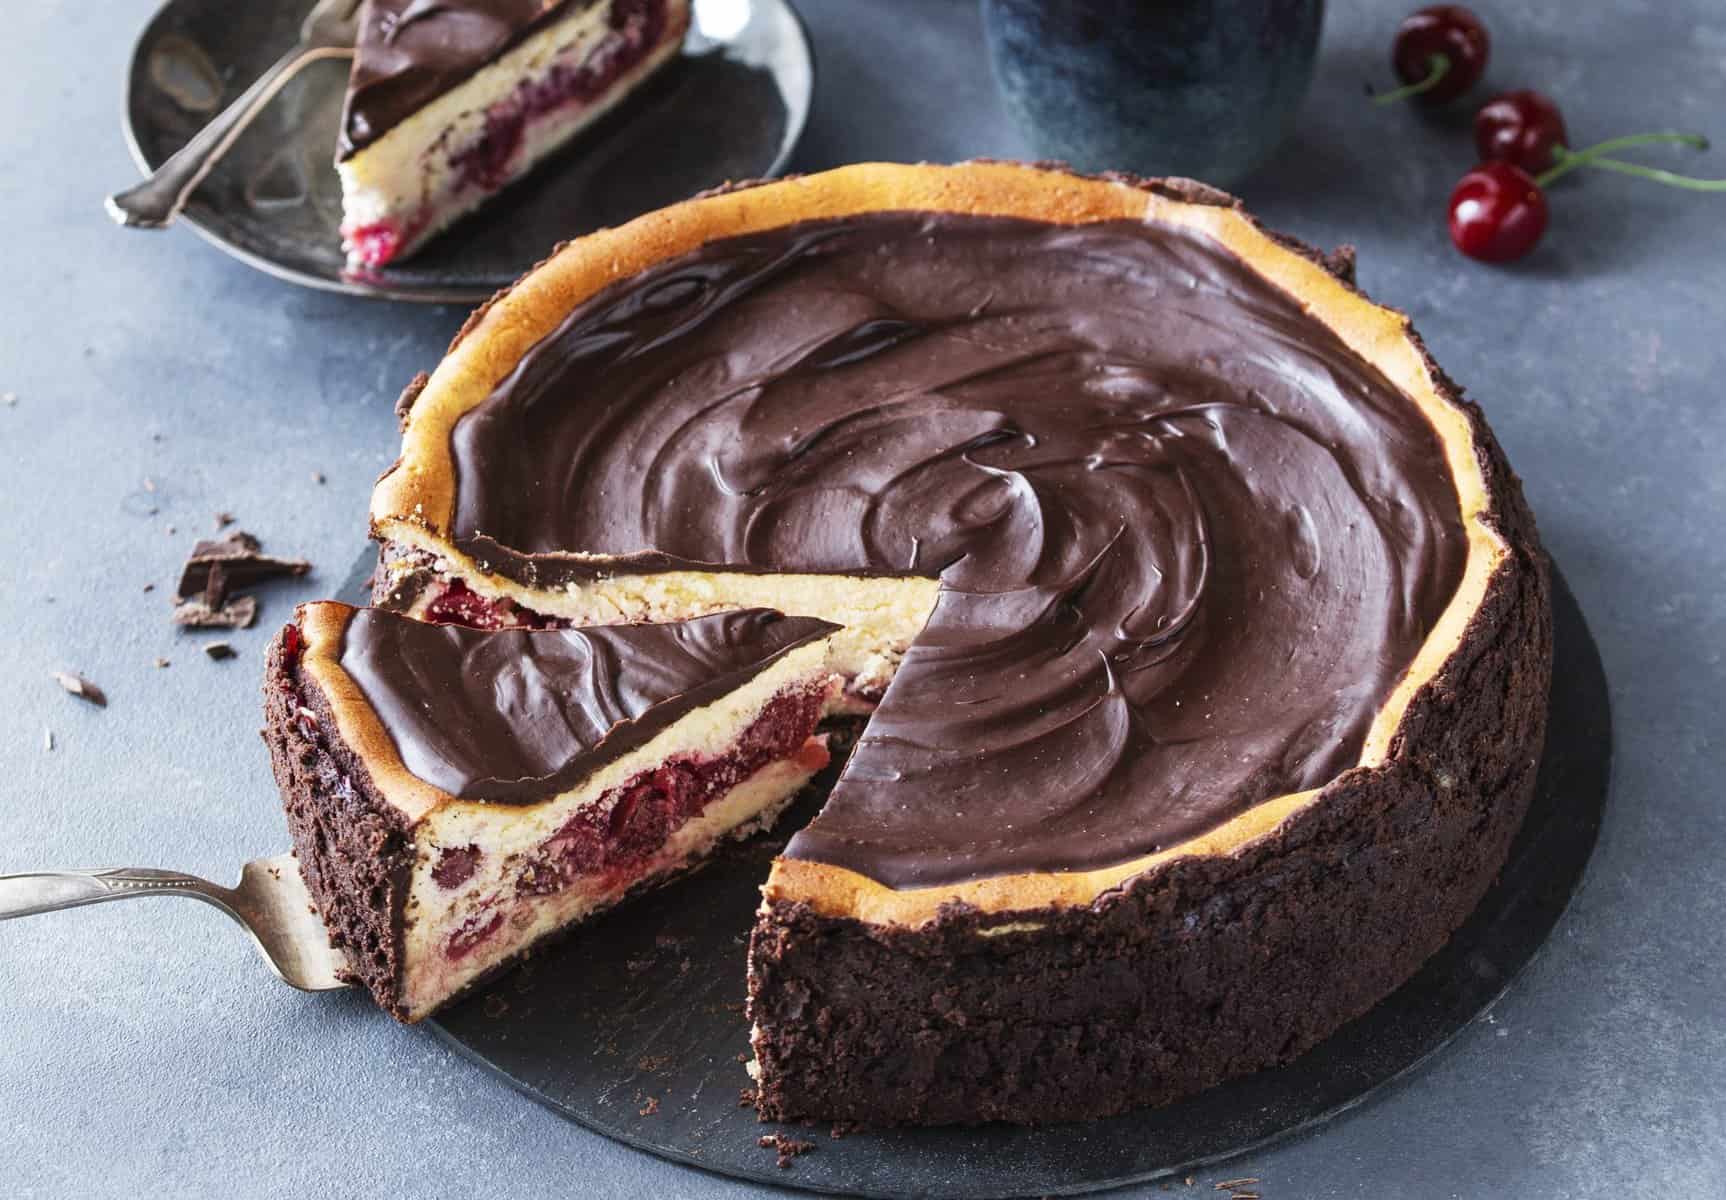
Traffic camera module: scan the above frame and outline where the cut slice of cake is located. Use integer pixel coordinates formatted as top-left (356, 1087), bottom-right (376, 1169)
top-left (262, 601), bottom-right (839, 1021)
top-left (336, 0), bottom-right (692, 270)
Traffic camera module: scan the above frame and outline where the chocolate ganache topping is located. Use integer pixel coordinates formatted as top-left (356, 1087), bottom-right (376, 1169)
top-left (444, 213), bottom-right (1470, 887)
top-left (339, 0), bottom-right (603, 158)
top-left (338, 606), bottom-right (834, 803)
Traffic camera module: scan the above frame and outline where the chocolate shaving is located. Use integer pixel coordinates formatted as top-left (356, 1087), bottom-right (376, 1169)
top-left (172, 594), bottom-right (258, 630)
top-left (204, 642), bottom-right (237, 661)
top-left (171, 530), bottom-right (309, 629)
top-left (175, 531), bottom-right (309, 600)
top-left (52, 672), bottom-right (107, 707)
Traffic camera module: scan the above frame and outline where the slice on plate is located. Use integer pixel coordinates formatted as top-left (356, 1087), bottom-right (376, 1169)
top-left (262, 601), bottom-right (838, 1021)
top-left (336, 0), bottom-right (692, 270)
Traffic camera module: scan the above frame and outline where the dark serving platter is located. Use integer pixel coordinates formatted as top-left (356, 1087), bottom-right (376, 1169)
top-left (329, 552), bottom-right (1608, 1198)
top-left (121, 0), bottom-right (814, 302)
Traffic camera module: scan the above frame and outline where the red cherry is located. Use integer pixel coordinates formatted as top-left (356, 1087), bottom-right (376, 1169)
top-left (1476, 90), bottom-right (1569, 173)
top-left (1387, 5), bottom-right (1490, 105)
top-left (1448, 162), bottom-right (1548, 262)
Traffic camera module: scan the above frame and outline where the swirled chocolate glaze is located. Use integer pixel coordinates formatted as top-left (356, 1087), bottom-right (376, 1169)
top-left (445, 214), bottom-right (1469, 887)
top-left (338, 606), bottom-right (834, 803)
top-left (339, 0), bottom-right (600, 157)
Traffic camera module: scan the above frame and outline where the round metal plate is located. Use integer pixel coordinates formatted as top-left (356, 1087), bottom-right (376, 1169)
top-left (121, 0), bottom-right (814, 302)
top-left (365, 559), bottom-right (1605, 1199)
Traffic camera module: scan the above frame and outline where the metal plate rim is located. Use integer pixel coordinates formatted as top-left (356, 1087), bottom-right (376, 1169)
top-left (119, 0), bottom-right (816, 304)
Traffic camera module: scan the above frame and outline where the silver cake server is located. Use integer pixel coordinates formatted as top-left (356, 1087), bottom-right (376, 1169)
top-left (105, 0), bottom-right (362, 229)
top-left (0, 853), bottom-right (350, 993)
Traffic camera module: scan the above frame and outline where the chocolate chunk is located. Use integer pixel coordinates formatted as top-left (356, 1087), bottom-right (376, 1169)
top-left (204, 642), bottom-right (238, 661)
top-left (172, 594), bottom-right (258, 630)
top-left (52, 672), bottom-right (107, 707)
top-left (171, 531), bottom-right (310, 630)
top-left (174, 531), bottom-right (310, 603)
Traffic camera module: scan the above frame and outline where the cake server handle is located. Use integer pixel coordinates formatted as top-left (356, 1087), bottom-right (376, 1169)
top-left (0, 866), bottom-right (235, 918)
top-left (106, 0), bottom-right (364, 229)
top-left (0, 859), bottom-right (351, 992)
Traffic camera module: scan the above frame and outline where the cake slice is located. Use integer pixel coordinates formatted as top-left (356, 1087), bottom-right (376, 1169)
top-left (336, 0), bottom-right (692, 270)
top-left (262, 602), bottom-right (839, 1021)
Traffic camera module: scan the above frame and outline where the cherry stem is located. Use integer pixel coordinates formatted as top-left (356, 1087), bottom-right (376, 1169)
top-left (1557, 153), bottom-right (1726, 192)
top-left (1537, 132), bottom-right (1713, 187)
top-left (1371, 54), bottom-right (1449, 106)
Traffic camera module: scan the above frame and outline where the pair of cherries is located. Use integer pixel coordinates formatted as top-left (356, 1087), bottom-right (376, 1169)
top-left (1376, 5), bottom-right (1723, 262)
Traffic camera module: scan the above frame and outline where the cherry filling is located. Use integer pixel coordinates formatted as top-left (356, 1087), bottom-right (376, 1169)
top-left (445, 912), bottom-right (504, 962)
top-left (432, 845), bottom-right (482, 889)
top-left (440, 684), bottom-right (827, 962)
top-left (423, 579), bottom-right (564, 630)
top-left (450, 0), bottom-right (671, 192)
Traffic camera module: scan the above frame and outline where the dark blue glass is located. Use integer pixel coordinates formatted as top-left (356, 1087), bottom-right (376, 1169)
top-left (983, 0), bottom-right (1325, 185)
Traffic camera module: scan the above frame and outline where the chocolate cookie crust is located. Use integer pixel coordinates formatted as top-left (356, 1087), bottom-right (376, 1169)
top-left (264, 627), bottom-right (414, 1018)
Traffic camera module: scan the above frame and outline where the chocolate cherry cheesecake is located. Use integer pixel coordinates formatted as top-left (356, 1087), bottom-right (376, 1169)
top-left (263, 602), bottom-right (839, 1020)
top-left (348, 161), bottom-right (1548, 1122)
top-left (337, 0), bottom-right (691, 269)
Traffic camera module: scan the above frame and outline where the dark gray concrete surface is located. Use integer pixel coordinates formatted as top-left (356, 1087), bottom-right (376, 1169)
top-left (3, 1), bottom-right (1722, 1195)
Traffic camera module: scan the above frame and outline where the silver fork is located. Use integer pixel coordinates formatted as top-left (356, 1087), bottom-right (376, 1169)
top-left (105, 0), bottom-right (364, 229)
top-left (0, 854), bottom-right (351, 993)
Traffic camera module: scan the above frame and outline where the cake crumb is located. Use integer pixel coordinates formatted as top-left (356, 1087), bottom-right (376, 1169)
top-left (43, 729), bottom-right (54, 752)
top-left (214, 510), bottom-right (234, 529)
top-left (143, 477), bottom-right (156, 493)
top-left (637, 1096), bottom-right (660, 1117)
top-left (636, 1053), bottom-right (673, 1074)
top-left (143, 582), bottom-right (155, 593)
top-left (155, 658), bottom-right (170, 669)
top-left (313, 470), bottom-right (326, 485)
top-left (482, 994), bottom-right (509, 1019)
top-left (757, 1133), bottom-right (813, 1168)
top-left (1215, 1181), bottom-right (1260, 1192)
top-left (737, 1087), bottom-right (758, 1109)
top-left (2, 392), bottom-right (16, 406)
top-left (204, 642), bottom-right (237, 661)
top-left (52, 671), bottom-right (107, 707)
